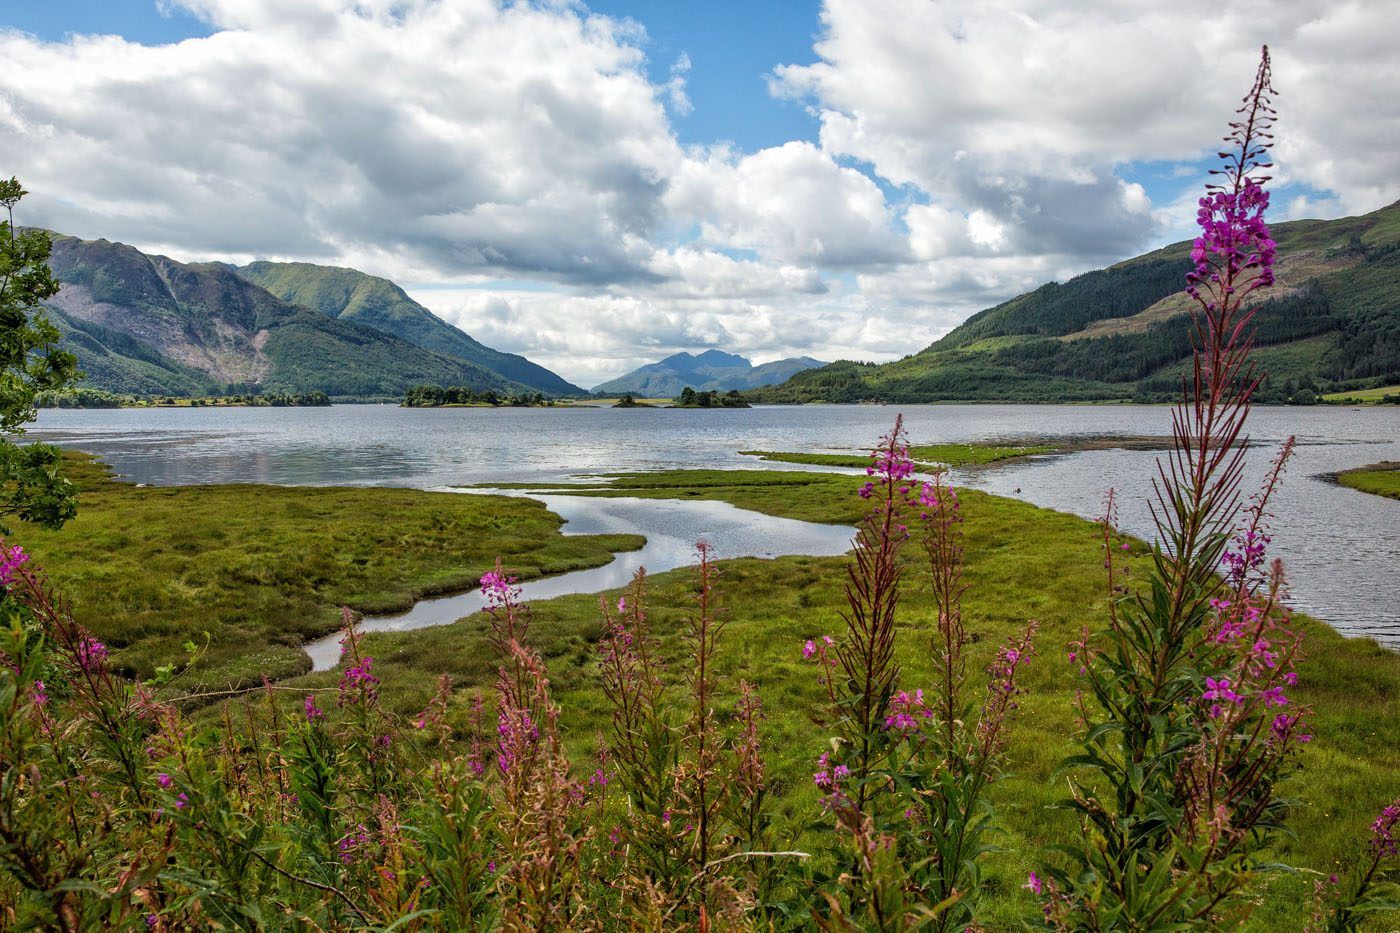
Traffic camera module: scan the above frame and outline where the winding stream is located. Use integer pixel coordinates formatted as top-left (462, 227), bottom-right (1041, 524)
top-left (304, 492), bottom-right (855, 671)
top-left (32, 403), bottom-right (1400, 649)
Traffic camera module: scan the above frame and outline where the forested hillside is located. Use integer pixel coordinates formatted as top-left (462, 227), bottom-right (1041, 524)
top-left (753, 200), bottom-right (1400, 403)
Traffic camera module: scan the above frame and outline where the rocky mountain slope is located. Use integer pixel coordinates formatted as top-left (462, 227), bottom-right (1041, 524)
top-left (236, 261), bottom-right (579, 394)
top-left (41, 235), bottom-right (534, 398)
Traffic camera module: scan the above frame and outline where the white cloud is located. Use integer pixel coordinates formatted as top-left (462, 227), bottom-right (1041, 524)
top-left (667, 140), bottom-right (908, 267)
top-left (0, 0), bottom-right (1395, 385)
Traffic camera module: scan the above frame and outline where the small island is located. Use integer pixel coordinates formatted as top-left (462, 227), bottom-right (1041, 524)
top-left (673, 386), bottom-right (750, 408)
top-left (1336, 461), bottom-right (1400, 500)
top-left (402, 384), bottom-right (554, 407)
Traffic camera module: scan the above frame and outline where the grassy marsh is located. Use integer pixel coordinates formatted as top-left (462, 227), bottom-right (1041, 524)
top-left (291, 467), bottom-right (1399, 927)
top-left (10, 458), bottom-right (1397, 925)
top-left (1336, 461), bottom-right (1400, 500)
top-left (7, 454), bottom-right (643, 694)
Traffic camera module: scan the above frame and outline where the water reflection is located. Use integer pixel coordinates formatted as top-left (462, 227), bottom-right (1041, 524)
top-left (303, 493), bottom-right (856, 670)
top-left (31, 403), bottom-right (1400, 647)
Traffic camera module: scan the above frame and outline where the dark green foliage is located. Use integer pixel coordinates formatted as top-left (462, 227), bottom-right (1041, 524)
top-left (0, 179), bottom-right (79, 531)
top-left (402, 384), bottom-right (548, 407)
top-left (673, 386), bottom-right (750, 408)
top-left (941, 256), bottom-right (1192, 348)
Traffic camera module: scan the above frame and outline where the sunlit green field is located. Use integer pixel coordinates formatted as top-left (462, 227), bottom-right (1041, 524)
top-left (1322, 384), bottom-right (1400, 404)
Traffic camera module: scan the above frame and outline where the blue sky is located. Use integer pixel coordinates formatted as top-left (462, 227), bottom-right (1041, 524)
top-left (0, 0), bottom-right (1391, 385)
top-left (8, 0), bottom-right (825, 152)
top-left (3, 0), bottom-right (213, 45)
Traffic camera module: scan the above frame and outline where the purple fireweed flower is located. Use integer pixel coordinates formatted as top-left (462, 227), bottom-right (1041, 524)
top-left (479, 569), bottom-right (518, 606)
top-left (1370, 800), bottom-right (1400, 858)
top-left (1260, 686), bottom-right (1288, 707)
top-left (1203, 677), bottom-right (1244, 718)
top-left (813, 752), bottom-right (851, 789)
top-left (1251, 638), bottom-right (1278, 669)
top-left (1270, 712), bottom-right (1311, 744)
top-left (31, 679), bottom-right (47, 707)
top-left (884, 688), bottom-right (932, 734)
top-left (337, 655), bottom-right (379, 707)
top-left (304, 694), bottom-right (324, 722)
top-left (1024, 872), bottom-right (1043, 895)
top-left (156, 773), bottom-right (172, 788)
top-left (1284, 671), bottom-right (1298, 686)
top-left (338, 825), bottom-right (370, 864)
top-left (802, 639), bottom-right (816, 659)
top-left (858, 482), bottom-right (875, 499)
top-left (917, 482), bottom-right (940, 509)
top-left (496, 707), bottom-right (539, 774)
top-left (174, 792), bottom-right (188, 809)
top-left (1221, 531), bottom-right (1270, 585)
top-left (145, 915), bottom-right (158, 930)
top-left (0, 543), bottom-right (29, 587)
top-left (76, 636), bottom-right (109, 673)
top-left (1185, 182), bottom-right (1277, 311)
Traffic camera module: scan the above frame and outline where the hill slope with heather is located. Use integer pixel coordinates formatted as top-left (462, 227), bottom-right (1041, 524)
top-left (236, 261), bottom-right (581, 395)
top-left (752, 200), bottom-right (1400, 404)
top-left (41, 235), bottom-right (532, 399)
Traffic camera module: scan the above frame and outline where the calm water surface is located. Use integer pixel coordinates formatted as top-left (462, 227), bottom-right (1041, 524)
top-left (31, 404), bottom-right (1400, 648)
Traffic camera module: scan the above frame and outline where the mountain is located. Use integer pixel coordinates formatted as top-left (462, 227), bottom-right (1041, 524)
top-left (751, 200), bottom-right (1400, 404)
top-left (41, 234), bottom-right (532, 398)
top-left (235, 261), bottom-right (580, 394)
top-left (594, 350), bottom-right (827, 396)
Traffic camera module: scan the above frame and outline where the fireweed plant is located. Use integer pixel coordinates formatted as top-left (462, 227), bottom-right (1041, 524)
top-left (805, 418), bottom-right (1038, 930)
top-left (1027, 47), bottom-right (1395, 928)
top-left (0, 46), bottom-right (1396, 932)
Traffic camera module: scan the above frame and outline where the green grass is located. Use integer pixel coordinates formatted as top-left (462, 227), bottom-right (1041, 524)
top-left (6, 454), bottom-right (643, 694)
top-left (1337, 462), bottom-right (1400, 500)
top-left (287, 467), bottom-right (1398, 928)
top-left (1324, 384), bottom-right (1400, 404)
top-left (740, 442), bottom-right (1056, 470)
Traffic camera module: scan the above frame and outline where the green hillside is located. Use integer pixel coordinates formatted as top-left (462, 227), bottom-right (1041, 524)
top-left (237, 261), bottom-right (581, 394)
top-left (41, 235), bottom-right (531, 399)
top-left (753, 200), bottom-right (1400, 403)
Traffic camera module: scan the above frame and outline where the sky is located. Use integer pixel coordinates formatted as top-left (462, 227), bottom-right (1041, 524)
top-left (2, 0), bottom-right (1397, 388)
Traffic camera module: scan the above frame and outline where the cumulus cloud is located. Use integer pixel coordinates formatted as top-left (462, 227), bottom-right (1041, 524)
top-left (0, 0), bottom-right (1395, 385)
top-left (775, 0), bottom-right (1400, 241)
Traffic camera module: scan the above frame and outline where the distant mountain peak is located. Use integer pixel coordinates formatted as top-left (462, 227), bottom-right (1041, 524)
top-left (593, 350), bottom-right (827, 396)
